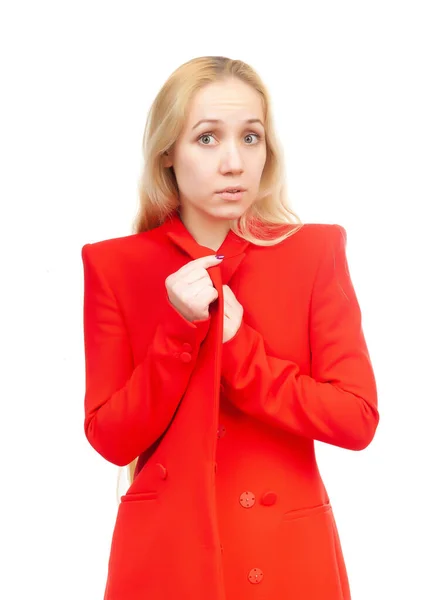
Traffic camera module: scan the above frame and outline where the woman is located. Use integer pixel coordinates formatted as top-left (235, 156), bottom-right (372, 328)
top-left (81, 56), bottom-right (379, 599)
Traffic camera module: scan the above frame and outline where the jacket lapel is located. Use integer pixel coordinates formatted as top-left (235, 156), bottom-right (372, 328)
top-left (163, 210), bottom-right (250, 286)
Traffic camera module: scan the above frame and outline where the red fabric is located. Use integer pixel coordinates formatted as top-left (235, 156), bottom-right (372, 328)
top-left (81, 210), bottom-right (379, 599)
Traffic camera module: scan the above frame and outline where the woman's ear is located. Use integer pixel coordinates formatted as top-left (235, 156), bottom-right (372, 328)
top-left (162, 151), bottom-right (173, 168)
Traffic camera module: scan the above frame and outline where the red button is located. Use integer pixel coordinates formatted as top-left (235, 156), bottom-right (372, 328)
top-left (261, 491), bottom-right (278, 506)
top-left (239, 491), bottom-right (255, 508)
top-left (155, 463), bottom-right (167, 480)
top-left (182, 342), bottom-right (192, 352)
top-left (217, 425), bottom-right (226, 438)
top-left (248, 568), bottom-right (263, 584)
top-left (180, 352), bottom-right (192, 363)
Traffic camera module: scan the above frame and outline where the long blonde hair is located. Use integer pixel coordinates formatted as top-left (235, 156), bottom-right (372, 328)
top-left (116, 55), bottom-right (303, 503)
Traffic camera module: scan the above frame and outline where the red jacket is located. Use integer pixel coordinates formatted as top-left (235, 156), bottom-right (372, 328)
top-left (81, 210), bottom-right (379, 599)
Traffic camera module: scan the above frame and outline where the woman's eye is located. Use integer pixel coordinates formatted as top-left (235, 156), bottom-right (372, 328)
top-left (198, 133), bottom-right (261, 145)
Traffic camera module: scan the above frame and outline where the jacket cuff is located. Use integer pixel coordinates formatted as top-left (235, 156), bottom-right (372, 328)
top-left (164, 296), bottom-right (211, 345)
top-left (221, 319), bottom-right (253, 380)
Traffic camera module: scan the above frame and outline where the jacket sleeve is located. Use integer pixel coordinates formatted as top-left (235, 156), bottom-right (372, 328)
top-left (81, 243), bottom-right (211, 466)
top-left (220, 224), bottom-right (379, 451)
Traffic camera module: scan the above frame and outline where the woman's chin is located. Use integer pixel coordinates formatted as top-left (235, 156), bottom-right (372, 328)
top-left (214, 202), bottom-right (248, 218)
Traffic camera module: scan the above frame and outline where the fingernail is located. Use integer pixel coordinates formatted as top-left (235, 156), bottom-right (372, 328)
top-left (216, 254), bottom-right (225, 259)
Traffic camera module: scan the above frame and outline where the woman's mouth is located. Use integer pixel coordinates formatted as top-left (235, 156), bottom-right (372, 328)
top-left (216, 190), bottom-right (245, 200)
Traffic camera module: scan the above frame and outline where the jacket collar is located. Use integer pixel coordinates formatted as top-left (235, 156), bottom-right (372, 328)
top-left (162, 209), bottom-right (250, 285)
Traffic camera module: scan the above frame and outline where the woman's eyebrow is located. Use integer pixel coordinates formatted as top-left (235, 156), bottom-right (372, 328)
top-left (192, 118), bottom-right (264, 130)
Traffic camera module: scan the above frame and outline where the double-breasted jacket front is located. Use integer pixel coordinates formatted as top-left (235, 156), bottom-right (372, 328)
top-left (81, 209), bottom-right (379, 599)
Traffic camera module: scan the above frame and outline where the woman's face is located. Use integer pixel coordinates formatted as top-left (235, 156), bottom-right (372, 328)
top-left (164, 78), bottom-right (267, 225)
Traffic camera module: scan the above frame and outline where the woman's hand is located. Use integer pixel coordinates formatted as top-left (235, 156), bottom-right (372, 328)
top-left (222, 284), bottom-right (244, 343)
top-left (165, 255), bottom-right (223, 322)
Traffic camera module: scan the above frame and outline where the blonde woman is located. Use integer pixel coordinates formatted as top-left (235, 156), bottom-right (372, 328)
top-left (81, 55), bottom-right (379, 599)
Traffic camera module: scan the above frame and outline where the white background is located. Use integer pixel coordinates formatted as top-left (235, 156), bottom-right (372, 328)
top-left (1, 1), bottom-right (422, 598)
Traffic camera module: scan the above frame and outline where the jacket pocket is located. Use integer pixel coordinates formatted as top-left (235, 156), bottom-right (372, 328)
top-left (270, 502), bottom-right (347, 597)
top-left (282, 502), bottom-right (332, 521)
top-left (120, 490), bottom-right (158, 503)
